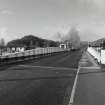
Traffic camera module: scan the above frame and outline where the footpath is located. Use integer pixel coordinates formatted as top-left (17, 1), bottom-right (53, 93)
top-left (72, 51), bottom-right (105, 105)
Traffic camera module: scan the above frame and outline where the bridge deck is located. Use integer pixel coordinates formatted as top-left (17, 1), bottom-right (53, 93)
top-left (0, 50), bottom-right (82, 105)
top-left (73, 51), bottom-right (105, 105)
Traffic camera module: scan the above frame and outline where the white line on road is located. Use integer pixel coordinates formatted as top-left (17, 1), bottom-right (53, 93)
top-left (69, 66), bottom-right (80, 105)
top-left (80, 66), bottom-right (100, 69)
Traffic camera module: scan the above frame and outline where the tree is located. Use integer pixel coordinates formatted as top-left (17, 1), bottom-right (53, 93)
top-left (55, 32), bottom-right (62, 41)
top-left (102, 41), bottom-right (105, 49)
top-left (0, 38), bottom-right (5, 55)
top-left (0, 38), bottom-right (5, 47)
top-left (67, 27), bottom-right (81, 49)
top-left (7, 35), bottom-right (58, 49)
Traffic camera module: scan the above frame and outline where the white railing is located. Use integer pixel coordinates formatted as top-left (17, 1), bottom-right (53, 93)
top-left (87, 47), bottom-right (105, 64)
top-left (0, 47), bottom-right (67, 59)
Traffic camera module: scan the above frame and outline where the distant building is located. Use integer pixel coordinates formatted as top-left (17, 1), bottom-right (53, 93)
top-left (16, 47), bottom-right (25, 52)
top-left (59, 43), bottom-right (67, 49)
top-left (59, 41), bottom-right (71, 50)
top-left (6, 45), bottom-right (26, 53)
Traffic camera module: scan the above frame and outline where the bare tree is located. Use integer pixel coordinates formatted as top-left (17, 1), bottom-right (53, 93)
top-left (0, 38), bottom-right (5, 55)
top-left (54, 32), bottom-right (63, 42)
top-left (68, 27), bottom-right (80, 49)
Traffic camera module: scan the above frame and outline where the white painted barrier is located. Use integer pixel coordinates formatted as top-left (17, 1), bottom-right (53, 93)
top-left (100, 50), bottom-right (105, 64)
top-left (87, 47), bottom-right (105, 64)
top-left (0, 47), bottom-right (66, 59)
top-left (87, 47), bottom-right (101, 63)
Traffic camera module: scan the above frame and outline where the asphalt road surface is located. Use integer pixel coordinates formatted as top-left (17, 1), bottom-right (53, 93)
top-left (0, 50), bottom-right (82, 105)
top-left (73, 52), bottom-right (105, 105)
top-left (74, 67), bottom-right (105, 105)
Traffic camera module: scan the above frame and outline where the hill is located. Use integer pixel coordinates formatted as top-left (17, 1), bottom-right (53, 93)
top-left (7, 35), bottom-right (59, 50)
top-left (91, 38), bottom-right (105, 47)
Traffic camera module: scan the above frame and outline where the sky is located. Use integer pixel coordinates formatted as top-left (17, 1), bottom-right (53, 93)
top-left (0, 0), bottom-right (105, 43)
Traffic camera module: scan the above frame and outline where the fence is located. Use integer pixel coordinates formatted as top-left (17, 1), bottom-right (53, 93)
top-left (87, 47), bottom-right (105, 64)
top-left (0, 47), bottom-right (67, 64)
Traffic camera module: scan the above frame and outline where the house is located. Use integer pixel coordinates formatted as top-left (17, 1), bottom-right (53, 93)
top-left (59, 41), bottom-right (72, 50)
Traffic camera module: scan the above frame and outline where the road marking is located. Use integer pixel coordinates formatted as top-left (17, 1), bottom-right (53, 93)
top-left (68, 51), bottom-right (100, 105)
top-left (80, 66), bottom-right (100, 69)
top-left (18, 65), bottom-right (77, 71)
top-left (69, 52), bottom-right (85, 105)
top-left (69, 66), bottom-right (80, 105)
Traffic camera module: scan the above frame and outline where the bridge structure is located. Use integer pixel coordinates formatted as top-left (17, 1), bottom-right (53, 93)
top-left (0, 47), bottom-right (67, 63)
top-left (0, 46), bottom-right (105, 105)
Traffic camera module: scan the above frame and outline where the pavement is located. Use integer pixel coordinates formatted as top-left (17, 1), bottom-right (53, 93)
top-left (0, 50), bottom-right (82, 105)
top-left (73, 51), bottom-right (105, 105)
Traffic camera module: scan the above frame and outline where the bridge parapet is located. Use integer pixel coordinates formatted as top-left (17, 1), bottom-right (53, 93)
top-left (0, 47), bottom-right (68, 64)
top-left (87, 47), bottom-right (105, 64)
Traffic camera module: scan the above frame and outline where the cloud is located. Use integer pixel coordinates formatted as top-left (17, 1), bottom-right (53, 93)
top-left (0, 10), bottom-right (13, 15)
top-left (93, 0), bottom-right (105, 8)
